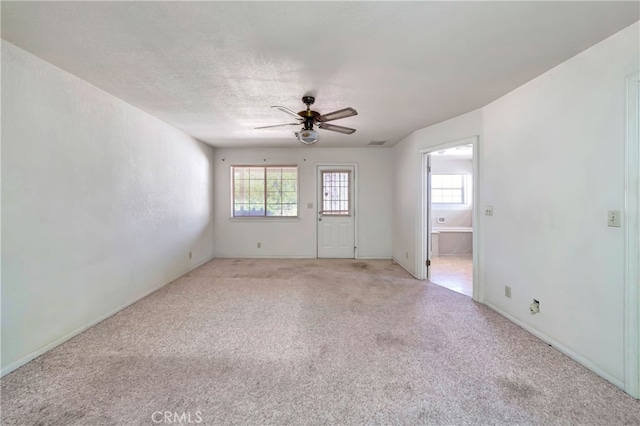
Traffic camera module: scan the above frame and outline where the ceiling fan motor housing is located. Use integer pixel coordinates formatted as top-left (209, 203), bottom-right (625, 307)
top-left (298, 97), bottom-right (320, 130)
top-left (302, 115), bottom-right (318, 130)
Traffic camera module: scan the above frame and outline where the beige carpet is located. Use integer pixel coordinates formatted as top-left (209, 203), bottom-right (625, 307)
top-left (2, 259), bottom-right (639, 425)
top-left (430, 255), bottom-right (473, 296)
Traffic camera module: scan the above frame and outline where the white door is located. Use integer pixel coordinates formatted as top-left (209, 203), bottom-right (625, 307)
top-left (426, 154), bottom-right (432, 279)
top-left (317, 166), bottom-right (355, 258)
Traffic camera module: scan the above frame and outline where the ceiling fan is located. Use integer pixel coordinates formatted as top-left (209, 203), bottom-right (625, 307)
top-left (255, 96), bottom-right (357, 145)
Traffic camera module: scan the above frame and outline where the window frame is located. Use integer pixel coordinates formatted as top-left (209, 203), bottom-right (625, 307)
top-left (230, 164), bottom-right (299, 218)
top-left (431, 173), bottom-right (467, 205)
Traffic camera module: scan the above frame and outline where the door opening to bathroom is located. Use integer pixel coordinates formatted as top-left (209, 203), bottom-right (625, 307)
top-left (425, 142), bottom-right (475, 297)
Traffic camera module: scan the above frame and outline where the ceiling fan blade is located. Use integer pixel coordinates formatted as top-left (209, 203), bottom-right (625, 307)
top-left (318, 122), bottom-right (356, 135)
top-left (318, 107), bottom-right (358, 122)
top-left (255, 123), bottom-right (300, 129)
top-left (272, 106), bottom-right (303, 120)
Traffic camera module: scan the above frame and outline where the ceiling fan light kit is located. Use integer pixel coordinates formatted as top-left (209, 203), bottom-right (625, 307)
top-left (255, 96), bottom-right (358, 145)
top-left (297, 129), bottom-right (319, 145)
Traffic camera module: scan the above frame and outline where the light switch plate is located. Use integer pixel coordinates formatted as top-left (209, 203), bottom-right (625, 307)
top-left (307, 203), bottom-right (313, 209)
top-left (608, 210), bottom-right (621, 227)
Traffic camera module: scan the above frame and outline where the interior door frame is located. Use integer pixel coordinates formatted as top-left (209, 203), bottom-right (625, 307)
top-left (425, 154), bottom-right (432, 280)
top-left (624, 72), bottom-right (639, 399)
top-left (419, 136), bottom-right (480, 301)
top-left (316, 163), bottom-right (358, 259)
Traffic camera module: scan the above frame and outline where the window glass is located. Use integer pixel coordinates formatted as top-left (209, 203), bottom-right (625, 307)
top-left (431, 173), bottom-right (465, 204)
top-left (232, 166), bottom-right (298, 217)
top-left (321, 171), bottom-right (351, 215)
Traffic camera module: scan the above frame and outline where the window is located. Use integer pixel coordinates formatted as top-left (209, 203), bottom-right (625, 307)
top-left (232, 166), bottom-right (298, 217)
top-left (321, 170), bottom-right (351, 215)
top-left (431, 174), bottom-right (465, 204)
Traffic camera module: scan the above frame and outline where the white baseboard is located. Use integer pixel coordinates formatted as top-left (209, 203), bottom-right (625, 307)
top-left (213, 254), bottom-right (315, 259)
top-left (1, 255), bottom-right (215, 377)
top-left (481, 299), bottom-right (625, 390)
top-left (214, 255), bottom-right (391, 260)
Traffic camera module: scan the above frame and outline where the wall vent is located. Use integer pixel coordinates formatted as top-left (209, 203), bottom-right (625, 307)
top-left (368, 140), bottom-right (386, 146)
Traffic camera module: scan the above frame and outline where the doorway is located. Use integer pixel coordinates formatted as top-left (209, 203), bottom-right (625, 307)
top-left (317, 165), bottom-right (356, 258)
top-left (428, 145), bottom-right (474, 296)
top-left (420, 137), bottom-right (479, 300)
top-left (623, 72), bottom-right (639, 398)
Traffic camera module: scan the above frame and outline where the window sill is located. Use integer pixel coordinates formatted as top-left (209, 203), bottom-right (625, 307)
top-left (229, 217), bottom-right (301, 222)
top-left (431, 204), bottom-right (472, 211)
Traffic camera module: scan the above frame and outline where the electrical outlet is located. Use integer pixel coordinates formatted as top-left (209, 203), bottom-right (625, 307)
top-left (530, 299), bottom-right (540, 314)
top-left (485, 205), bottom-right (494, 216)
top-left (505, 286), bottom-right (511, 298)
top-left (608, 210), bottom-right (621, 227)
top-left (257, 242), bottom-right (261, 248)
top-left (189, 251), bottom-right (192, 259)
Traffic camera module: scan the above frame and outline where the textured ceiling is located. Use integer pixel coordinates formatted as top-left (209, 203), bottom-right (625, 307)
top-left (2, 2), bottom-right (638, 148)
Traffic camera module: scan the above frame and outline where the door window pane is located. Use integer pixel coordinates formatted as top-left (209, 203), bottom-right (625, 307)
top-left (322, 171), bottom-right (351, 215)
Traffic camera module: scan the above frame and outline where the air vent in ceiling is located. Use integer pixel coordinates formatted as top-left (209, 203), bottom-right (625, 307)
top-left (368, 140), bottom-right (386, 146)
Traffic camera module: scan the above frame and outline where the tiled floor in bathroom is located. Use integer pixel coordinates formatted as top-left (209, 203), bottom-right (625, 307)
top-left (429, 255), bottom-right (473, 296)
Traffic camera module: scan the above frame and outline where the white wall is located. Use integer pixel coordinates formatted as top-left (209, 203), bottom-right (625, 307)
top-left (1, 42), bottom-right (215, 374)
top-left (213, 147), bottom-right (393, 259)
top-left (392, 110), bottom-right (482, 276)
top-left (480, 23), bottom-right (639, 386)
